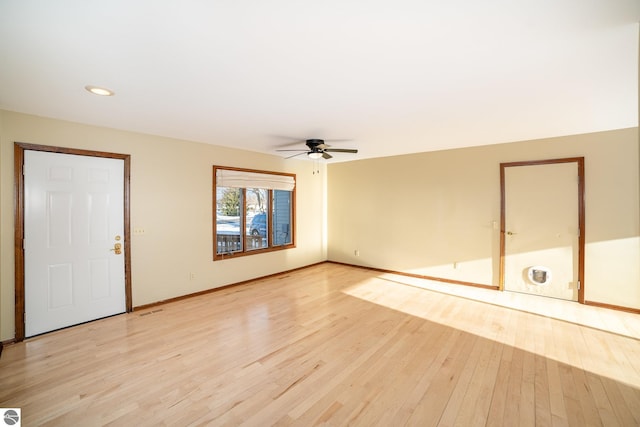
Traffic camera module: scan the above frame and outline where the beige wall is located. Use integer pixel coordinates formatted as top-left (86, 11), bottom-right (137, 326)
top-left (2, 110), bottom-right (638, 340)
top-left (0, 110), bottom-right (327, 341)
top-left (327, 127), bottom-right (640, 310)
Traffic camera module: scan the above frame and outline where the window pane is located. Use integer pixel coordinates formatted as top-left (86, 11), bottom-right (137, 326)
top-left (216, 187), bottom-right (242, 254)
top-left (272, 190), bottom-right (292, 246)
top-left (246, 188), bottom-right (268, 250)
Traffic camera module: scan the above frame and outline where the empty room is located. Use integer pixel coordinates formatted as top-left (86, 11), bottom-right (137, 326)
top-left (1, 1), bottom-right (639, 426)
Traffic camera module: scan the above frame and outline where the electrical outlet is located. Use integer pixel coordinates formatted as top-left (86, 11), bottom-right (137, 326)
top-left (354, 249), bottom-right (360, 256)
top-left (190, 272), bottom-right (196, 280)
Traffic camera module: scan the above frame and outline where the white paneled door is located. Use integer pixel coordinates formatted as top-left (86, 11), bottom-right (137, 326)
top-left (24, 150), bottom-right (126, 337)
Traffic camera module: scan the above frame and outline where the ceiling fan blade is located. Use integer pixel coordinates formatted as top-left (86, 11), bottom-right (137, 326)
top-left (285, 152), bottom-right (307, 159)
top-left (322, 152), bottom-right (333, 159)
top-left (273, 140), bottom-right (307, 148)
top-left (324, 148), bottom-right (358, 154)
top-left (276, 149), bottom-right (308, 152)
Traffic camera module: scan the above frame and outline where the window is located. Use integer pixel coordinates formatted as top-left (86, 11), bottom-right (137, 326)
top-left (214, 166), bottom-right (295, 259)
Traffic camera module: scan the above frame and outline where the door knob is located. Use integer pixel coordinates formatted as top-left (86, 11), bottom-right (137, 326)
top-left (506, 231), bottom-right (517, 236)
top-left (110, 243), bottom-right (122, 255)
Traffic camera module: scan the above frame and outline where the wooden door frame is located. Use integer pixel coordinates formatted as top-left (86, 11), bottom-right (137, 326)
top-left (499, 157), bottom-right (585, 303)
top-left (14, 142), bottom-right (132, 341)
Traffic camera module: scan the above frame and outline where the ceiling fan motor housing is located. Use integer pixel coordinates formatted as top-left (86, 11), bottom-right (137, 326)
top-left (306, 139), bottom-right (325, 149)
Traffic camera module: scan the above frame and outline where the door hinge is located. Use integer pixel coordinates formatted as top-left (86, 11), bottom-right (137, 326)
top-left (577, 280), bottom-right (581, 290)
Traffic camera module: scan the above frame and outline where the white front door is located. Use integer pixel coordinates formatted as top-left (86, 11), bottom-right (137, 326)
top-left (24, 150), bottom-right (126, 337)
top-left (502, 161), bottom-right (580, 301)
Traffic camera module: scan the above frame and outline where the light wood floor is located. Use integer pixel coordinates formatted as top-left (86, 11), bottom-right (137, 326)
top-left (2, 262), bottom-right (639, 426)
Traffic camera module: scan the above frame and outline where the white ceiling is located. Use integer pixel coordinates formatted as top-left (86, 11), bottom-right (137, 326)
top-left (1, 1), bottom-right (638, 162)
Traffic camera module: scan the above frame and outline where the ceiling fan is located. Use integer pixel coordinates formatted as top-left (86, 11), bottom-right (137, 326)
top-left (277, 139), bottom-right (358, 160)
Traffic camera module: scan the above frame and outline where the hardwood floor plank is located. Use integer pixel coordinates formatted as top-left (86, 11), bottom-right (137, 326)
top-left (533, 354), bottom-right (552, 427)
top-left (546, 358), bottom-right (570, 427)
top-left (600, 377), bottom-right (638, 426)
top-left (571, 365), bottom-right (603, 426)
top-left (485, 346), bottom-right (512, 427)
top-left (504, 346), bottom-right (525, 426)
top-left (585, 372), bottom-right (621, 427)
top-left (558, 363), bottom-right (585, 427)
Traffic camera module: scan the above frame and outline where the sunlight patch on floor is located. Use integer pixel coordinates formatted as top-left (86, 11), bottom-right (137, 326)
top-left (341, 272), bottom-right (640, 388)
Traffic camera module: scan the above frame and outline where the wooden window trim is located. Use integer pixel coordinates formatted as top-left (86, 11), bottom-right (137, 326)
top-left (213, 166), bottom-right (296, 261)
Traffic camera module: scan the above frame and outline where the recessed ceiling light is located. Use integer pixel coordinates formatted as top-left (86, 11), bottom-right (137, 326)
top-left (85, 85), bottom-right (114, 96)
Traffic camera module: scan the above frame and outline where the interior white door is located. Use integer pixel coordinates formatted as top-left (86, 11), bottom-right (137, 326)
top-left (503, 162), bottom-right (579, 301)
top-left (24, 150), bottom-right (126, 337)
